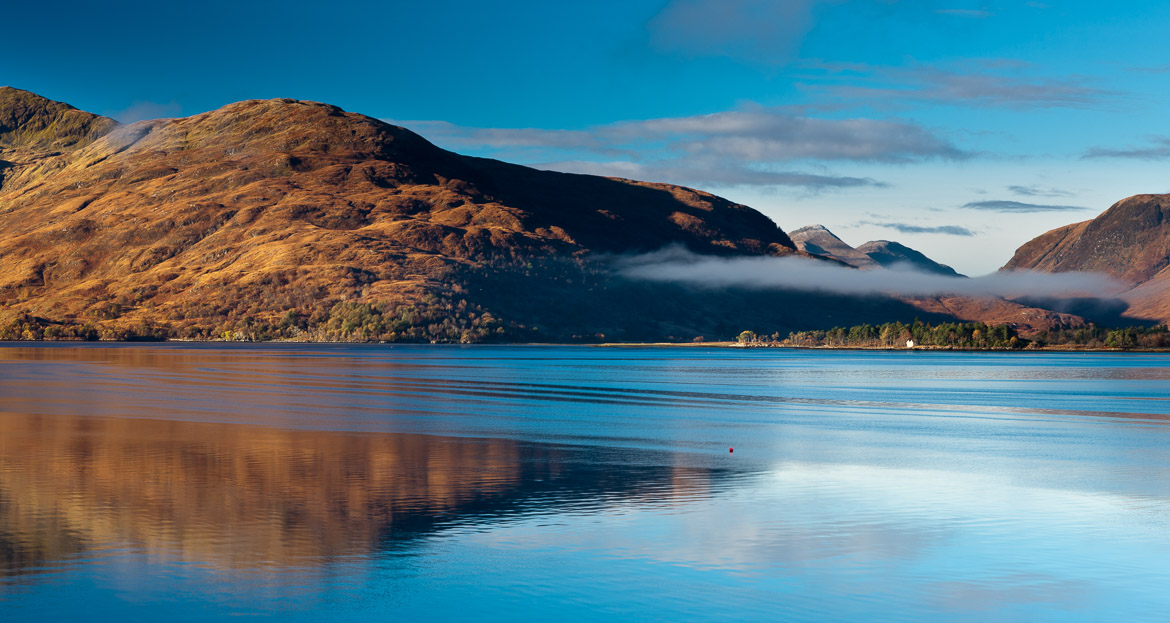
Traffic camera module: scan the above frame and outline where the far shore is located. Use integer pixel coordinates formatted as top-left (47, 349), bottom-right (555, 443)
top-left (600, 342), bottom-right (1170, 352)
top-left (1, 339), bottom-right (1168, 353)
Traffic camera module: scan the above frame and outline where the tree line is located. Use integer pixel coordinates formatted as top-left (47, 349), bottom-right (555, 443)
top-left (737, 321), bottom-right (1170, 350)
top-left (0, 298), bottom-right (520, 344)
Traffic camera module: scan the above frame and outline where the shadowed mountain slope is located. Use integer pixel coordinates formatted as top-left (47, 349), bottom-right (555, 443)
top-left (1003, 194), bottom-right (1170, 324)
top-left (856, 240), bottom-right (963, 277)
top-left (789, 225), bottom-right (879, 268)
top-left (1003, 194), bottom-right (1170, 284)
top-left (790, 225), bottom-right (961, 276)
top-left (0, 90), bottom-right (1083, 341)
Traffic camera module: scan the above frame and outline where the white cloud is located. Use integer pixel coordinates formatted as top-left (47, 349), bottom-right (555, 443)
top-left (106, 100), bottom-right (182, 124)
top-left (536, 159), bottom-right (883, 190)
top-left (960, 200), bottom-right (1088, 213)
top-left (618, 246), bottom-right (1122, 298)
top-left (1083, 137), bottom-right (1170, 160)
top-left (646, 0), bottom-right (825, 63)
top-left (799, 61), bottom-right (1113, 110)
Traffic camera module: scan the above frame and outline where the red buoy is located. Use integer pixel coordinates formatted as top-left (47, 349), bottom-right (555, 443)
top-left (729, 447), bottom-right (734, 453)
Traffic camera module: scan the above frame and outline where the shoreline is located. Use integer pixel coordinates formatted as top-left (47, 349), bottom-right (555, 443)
top-left (1, 339), bottom-right (1167, 353)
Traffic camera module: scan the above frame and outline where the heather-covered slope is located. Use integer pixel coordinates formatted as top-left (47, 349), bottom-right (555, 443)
top-left (0, 89), bottom-right (1083, 341)
top-left (1003, 194), bottom-right (1170, 284)
top-left (0, 90), bottom-right (805, 340)
top-left (0, 87), bottom-right (116, 151)
top-left (1003, 194), bottom-right (1170, 324)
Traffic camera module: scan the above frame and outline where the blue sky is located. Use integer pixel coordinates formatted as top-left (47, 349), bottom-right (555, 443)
top-left (7, 0), bottom-right (1170, 273)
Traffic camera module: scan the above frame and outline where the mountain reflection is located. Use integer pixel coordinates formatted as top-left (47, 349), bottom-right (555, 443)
top-left (0, 412), bottom-right (727, 581)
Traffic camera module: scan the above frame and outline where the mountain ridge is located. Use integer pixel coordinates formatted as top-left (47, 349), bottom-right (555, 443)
top-left (0, 89), bottom-right (1085, 341)
top-left (856, 240), bottom-right (963, 277)
top-left (1003, 193), bottom-right (1170, 324)
top-left (790, 224), bottom-right (962, 276)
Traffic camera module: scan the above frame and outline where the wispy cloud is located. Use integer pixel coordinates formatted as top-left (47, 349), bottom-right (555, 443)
top-left (537, 160), bottom-right (884, 190)
top-left (106, 100), bottom-right (182, 124)
top-left (402, 121), bottom-right (616, 154)
top-left (859, 221), bottom-right (976, 236)
top-left (960, 200), bottom-right (1088, 213)
top-left (644, 1), bottom-right (1004, 64)
top-left (1083, 137), bottom-right (1170, 160)
top-left (1007, 184), bottom-right (1075, 197)
top-left (935, 9), bottom-right (992, 18)
top-left (799, 61), bottom-right (1113, 110)
top-left (647, 0), bottom-right (819, 63)
top-left (633, 109), bottom-right (968, 162)
top-left (392, 105), bottom-right (967, 190)
top-left (619, 247), bottom-right (1123, 298)
top-left (1131, 63), bottom-right (1170, 74)
top-left (394, 105), bottom-right (966, 190)
top-left (402, 108), bottom-right (966, 163)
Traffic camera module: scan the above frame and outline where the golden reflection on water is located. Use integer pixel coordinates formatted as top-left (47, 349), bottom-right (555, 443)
top-left (0, 411), bottom-right (715, 579)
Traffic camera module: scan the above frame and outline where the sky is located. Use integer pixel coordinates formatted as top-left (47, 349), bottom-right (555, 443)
top-left (7, 0), bottom-right (1170, 275)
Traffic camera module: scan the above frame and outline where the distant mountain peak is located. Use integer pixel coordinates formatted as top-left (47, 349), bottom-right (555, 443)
top-left (789, 225), bottom-right (963, 277)
top-left (856, 240), bottom-right (964, 277)
top-left (0, 88), bottom-right (1082, 340)
top-left (791, 224), bottom-right (836, 235)
top-left (789, 224), bottom-right (879, 268)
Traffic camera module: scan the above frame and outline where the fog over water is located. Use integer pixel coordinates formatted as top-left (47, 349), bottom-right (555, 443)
top-left (618, 246), bottom-right (1124, 298)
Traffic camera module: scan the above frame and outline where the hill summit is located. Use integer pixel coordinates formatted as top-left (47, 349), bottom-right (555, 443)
top-left (0, 87), bottom-right (117, 152)
top-left (0, 90), bottom-right (1082, 341)
top-left (790, 225), bottom-right (962, 276)
top-left (1004, 193), bottom-right (1170, 324)
top-left (0, 90), bottom-right (813, 341)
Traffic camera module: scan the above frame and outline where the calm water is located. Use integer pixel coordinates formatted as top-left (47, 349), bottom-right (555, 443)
top-left (2, 344), bottom-right (1170, 621)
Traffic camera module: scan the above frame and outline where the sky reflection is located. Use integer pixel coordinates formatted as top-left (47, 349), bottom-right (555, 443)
top-left (3, 344), bottom-right (1170, 620)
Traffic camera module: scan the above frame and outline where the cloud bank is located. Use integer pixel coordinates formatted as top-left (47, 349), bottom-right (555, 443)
top-left (406, 108), bottom-right (966, 164)
top-left (797, 61), bottom-right (1113, 111)
top-left (1007, 184), bottom-right (1074, 198)
top-left (960, 200), bottom-right (1088, 213)
top-left (1083, 137), bottom-right (1170, 160)
top-left (647, 0), bottom-right (821, 63)
top-left (395, 106), bottom-right (964, 191)
top-left (107, 100), bottom-right (182, 124)
top-left (858, 221), bottom-right (975, 236)
top-left (618, 247), bottom-right (1122, 299)
top-left (535, 160), bottom-right (883, 189)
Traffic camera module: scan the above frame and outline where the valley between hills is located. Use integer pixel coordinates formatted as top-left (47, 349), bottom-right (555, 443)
top-left (0, 87), bottom-right (1165, 344)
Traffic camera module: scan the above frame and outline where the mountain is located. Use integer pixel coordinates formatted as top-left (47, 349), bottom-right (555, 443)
top-left (856, 240), bottom-right (964, 277)
top-left (790, 225), bottom-right (963, 276)
top-left (1002, 194), bottom-right (1170, 325)
top-left (0, 87), bottom-right (116, 152)
top-left (0, 88), bottom-right (1082, 341)
top-left (789, 225), bottom-right (879, 268)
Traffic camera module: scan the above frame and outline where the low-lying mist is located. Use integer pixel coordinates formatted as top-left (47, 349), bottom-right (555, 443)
top-left (618, 247), bottom-right (1124, 299)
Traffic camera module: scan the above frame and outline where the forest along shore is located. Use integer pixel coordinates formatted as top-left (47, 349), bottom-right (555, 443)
top-left (733, 321), bottom-right (1170, 351)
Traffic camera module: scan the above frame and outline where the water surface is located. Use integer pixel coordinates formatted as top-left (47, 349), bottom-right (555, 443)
top-left (2, 344), bottom-right (1170, 620)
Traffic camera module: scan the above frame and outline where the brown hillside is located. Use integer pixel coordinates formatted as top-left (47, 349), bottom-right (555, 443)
top-left (1003, 194), bottom-right (1170, 285)
top-left (1003, 194), bottom-right (1170, 325)
top-left (0, 86), bottom-right (117, 151)
top-left (0, 92), bottom-right (801, 339)
top-left (0, 90), bottom-right (1083, 341)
